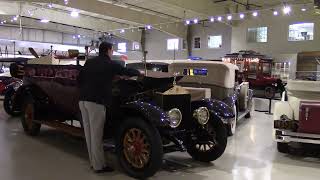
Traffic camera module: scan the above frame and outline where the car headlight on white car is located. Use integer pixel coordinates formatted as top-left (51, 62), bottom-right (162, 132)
top-left (193, 107), bottom-right (210, 125)
top-left (168, 108), bottom-right (182, 128)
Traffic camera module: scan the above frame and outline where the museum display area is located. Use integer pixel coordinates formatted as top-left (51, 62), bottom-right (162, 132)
top-left (0, 0), bottom-right (320, 180)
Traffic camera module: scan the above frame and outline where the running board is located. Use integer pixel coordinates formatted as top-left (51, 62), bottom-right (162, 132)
top-left (33, 120), bottom-right (84, 138)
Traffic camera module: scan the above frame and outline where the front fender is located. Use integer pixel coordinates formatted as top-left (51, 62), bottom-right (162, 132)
top-left (192, 99), bottom-right (235, 119)
top-left (222, 91), bottom-right (238, 107)
top-left (121, 101), bottom-right (170, 127)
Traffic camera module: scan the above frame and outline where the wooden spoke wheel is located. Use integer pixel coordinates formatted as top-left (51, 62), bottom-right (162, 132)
top-left (123, 128), bottom-right (151, 169)
top-left (24, 104), bottom-right (34, 130)
top-left (116, 118), bottom-right (163, 179)
top-left (21, 95), bottom-right (41, 136)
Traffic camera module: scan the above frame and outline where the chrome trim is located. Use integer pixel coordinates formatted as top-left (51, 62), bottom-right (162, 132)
top-left (275, 130), bottom-right (320, 145)
top-left (168, 108), bottom-right (182, 128)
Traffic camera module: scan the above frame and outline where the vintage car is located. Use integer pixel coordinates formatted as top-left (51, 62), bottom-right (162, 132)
top-left (274, 80), bottom-right (320, 153)
top-left (126, 62), bottom-right (169, 72)
top-left (223, 51), bottom-right (285, 98)
top-left (10, 63), bottom-right (233, 178)
top-left (168, 61), bottom-right (253, 136)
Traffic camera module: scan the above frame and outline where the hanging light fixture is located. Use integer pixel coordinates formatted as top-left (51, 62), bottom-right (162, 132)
top-left (193, 18), bottom-right (199, 24)
top-left (40, 19), bottom-right (50, 23)
top-left (273, 10), bottom-right (279, 16)
top-left (217, 16), bottom-right (222, 21)
top-left (239, 13), bottom-right (245, 19)
top-left (210, 17), bottom-right (214, 22)
top-left (283, 6), bottom-right (291, 15)
top-left (252, 11), bottom-right (258, 17)
top-left (227, 15), bottom-right (232, 20)
top-left (185, 20), bottom-right (190, 25)
top-left (70, 11), bottom-right (79, 17)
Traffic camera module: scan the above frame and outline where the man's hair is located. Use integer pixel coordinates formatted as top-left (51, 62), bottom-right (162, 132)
top-left (99, 42), bottom-right (113, 57)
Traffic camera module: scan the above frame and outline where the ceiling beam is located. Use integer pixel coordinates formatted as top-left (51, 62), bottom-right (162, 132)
top-left (155, 0), bottom-right (227, 17)
top-left (0, 0), bottom-right (187, 39)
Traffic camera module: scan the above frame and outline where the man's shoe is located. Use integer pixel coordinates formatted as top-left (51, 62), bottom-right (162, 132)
top-left (94, 166), bottom-right (114, 173)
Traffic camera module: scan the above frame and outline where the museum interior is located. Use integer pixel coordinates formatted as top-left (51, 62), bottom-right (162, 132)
top-left (0, 0), bottom-right (320, 179)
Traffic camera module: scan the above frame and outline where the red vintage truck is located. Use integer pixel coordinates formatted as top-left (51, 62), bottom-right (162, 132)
top-left (223, 50), bottom-right (285, 98)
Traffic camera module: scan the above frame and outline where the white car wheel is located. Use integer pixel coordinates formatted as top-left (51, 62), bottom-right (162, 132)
top-left (227, 105), bottom-right (237, 136)
top-left (231, 105), bottom-right (237, 135)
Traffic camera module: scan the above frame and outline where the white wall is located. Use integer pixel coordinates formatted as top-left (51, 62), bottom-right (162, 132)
top-left (145, 30), bottom-right (188, 60)
top-left (231, 10), bottom-right (320, 58)
top-left (191, 22), bottom-right (232, 60)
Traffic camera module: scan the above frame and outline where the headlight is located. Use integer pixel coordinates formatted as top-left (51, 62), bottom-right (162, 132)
top-left (168, 108), bottom-right (182, 128)
top-left (193, 107), bottom-right (210, 125)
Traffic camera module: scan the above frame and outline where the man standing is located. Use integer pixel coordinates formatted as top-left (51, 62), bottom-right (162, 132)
top-left (78, 42), bottom-right (140, 173)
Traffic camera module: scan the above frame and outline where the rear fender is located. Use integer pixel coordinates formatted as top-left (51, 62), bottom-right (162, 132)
top-left (14, 84), bottom-right (49, 110)
top-left (121, 101), bottom-right (171, 127)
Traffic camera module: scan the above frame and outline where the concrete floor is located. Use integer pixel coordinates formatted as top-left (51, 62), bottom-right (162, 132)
top-left (1, 105), bottom-right (320, 180)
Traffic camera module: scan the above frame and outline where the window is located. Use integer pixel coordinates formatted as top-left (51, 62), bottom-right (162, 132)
top-left (247, 27), bottom-right (268, 43)
top-left (117, 43), bottom-right (126, 53)
top-left (167, 38), bottom-right (179, 50)
top-left (208, 35), bottom-right (222, 48)
top-left (132, 42), bottom-right (140, 50)
top-left (288, 23), bottom-right (314, 41)
top-left (194, 37), bottom-right (201, 49)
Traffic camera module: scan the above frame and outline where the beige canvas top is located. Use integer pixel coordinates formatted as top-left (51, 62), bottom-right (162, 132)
top-left (286, 80), bottom-right (320, 100)
top-left (168, 60), bottom-right (238, 89)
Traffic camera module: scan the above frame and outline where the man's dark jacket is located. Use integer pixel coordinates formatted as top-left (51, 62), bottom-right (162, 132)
top-left (78, 55), bottom-right (140, 105)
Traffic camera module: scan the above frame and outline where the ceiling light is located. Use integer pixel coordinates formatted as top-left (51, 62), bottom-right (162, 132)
top-left (239, 14), bottom-right (245, 19)
top-left (28, 10), bottom-right (33, 16)
top-left (120, 29), bottom-right (125, 33)
top-left (252, 11), bottom-right (258, 17)
top-left (70, 11), bottom-right (79, 17)
top-left (0, 21), bottom-right (3, 24)
top-left (283, 6), bottom-right (291, 14)
top-left (64, 0), bottom-right (69, 5)
top-left (48, 3), bottom-right (53, 8)
top-left (273, 11), bottom-right (279, 16)
top-left (185, 20), bottom-right (190, 25)
top-left (301, 8), bottom-right (307, 12)
top-left (77, 34), bottom-right (81, 38)
top-left (193, 18), bottom-right (198, 24)
top-left (227, 15), bottom-right (232, 20)
top-left (217, 16), bottom-right (222, 21)
top-left (40, 19), bottom-right (50, 23)
top-left (13, 17), bottom-right (18, 21)
top-left (72, 35), bottom-right (76, 39)
top-left (146, 25), bottom-right (152, 29)
top-left (210, 17), bottom-right (214, 22)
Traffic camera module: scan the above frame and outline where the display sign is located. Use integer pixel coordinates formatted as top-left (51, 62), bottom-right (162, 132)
top-left (183, 68), bottom-right (208, 76)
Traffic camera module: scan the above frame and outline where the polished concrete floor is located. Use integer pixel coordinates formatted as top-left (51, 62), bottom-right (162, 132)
top-left (1, 104), bottom-right (320, 180)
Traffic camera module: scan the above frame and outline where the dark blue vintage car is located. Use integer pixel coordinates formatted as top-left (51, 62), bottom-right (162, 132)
top-left (9, 63), bottom-right (234, 179)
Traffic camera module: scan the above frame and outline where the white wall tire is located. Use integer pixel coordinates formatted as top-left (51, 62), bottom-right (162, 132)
top-left (227, 105), bottom-right (237, 136)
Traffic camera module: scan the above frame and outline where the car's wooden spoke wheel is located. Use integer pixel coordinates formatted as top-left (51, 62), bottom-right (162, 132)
top-left (24, 104), bottom-right (34, 130)
top-left (123, 128), bottom-right (151, 169)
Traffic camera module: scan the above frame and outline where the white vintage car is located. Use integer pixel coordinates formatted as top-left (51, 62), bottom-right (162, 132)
top-left (274, 80), bottom-right (320, 153)
top-left (168, 60), bottom-right (253, 136)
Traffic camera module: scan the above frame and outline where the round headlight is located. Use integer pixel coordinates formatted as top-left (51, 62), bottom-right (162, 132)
top-left (168, 108), bottom-right (182, 128)
top-left (193, 107), bottom-right (210, 125)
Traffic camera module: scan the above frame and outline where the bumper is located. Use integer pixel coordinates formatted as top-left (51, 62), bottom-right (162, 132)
top-left (275, 129), bottom-right (320, 145)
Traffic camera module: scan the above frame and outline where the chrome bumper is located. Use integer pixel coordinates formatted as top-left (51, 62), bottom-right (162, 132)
top-left (275, 129), bottom-right (320, 145)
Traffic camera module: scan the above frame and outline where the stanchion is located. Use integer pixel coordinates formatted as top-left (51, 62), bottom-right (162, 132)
top-left (265, 98), bottom-right (273, 115)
